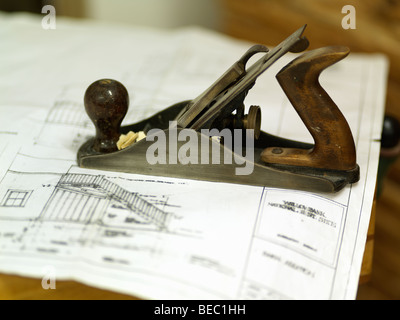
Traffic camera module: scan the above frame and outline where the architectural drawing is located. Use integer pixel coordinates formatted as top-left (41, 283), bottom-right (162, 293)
top-left (40, 173), bottom-right (170, 230)
top-left (45, 100), bottom-right (90, 128)
top-left (0, 167), bottom-right (181, 266)
top-left (1, 189), bottom-right (33, 207)
top-left (32, 83), bottom-right (95, 152)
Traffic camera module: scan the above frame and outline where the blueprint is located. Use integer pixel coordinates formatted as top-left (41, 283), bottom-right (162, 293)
top-left (0, 13), bottom-right (388, 299)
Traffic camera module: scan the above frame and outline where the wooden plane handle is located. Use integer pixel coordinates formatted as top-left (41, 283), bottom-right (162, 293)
top-left (261, 46), bottom-right (357, 171)
top-left (84, 79), bottom-right (129, 153)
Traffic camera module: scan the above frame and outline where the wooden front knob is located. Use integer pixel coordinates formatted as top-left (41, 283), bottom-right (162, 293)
top-left (84, 79), bottom-right (129, 153)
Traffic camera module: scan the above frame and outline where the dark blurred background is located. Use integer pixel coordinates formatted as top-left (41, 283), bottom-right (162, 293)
top-left (1, 0), bottom-right (399, 300)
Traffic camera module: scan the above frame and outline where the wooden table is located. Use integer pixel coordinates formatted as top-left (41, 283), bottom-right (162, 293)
top-left (0, 274), bottom-right (137, 300)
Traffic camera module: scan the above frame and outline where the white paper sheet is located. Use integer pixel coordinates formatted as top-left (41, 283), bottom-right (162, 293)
top-left (0, 13), bottom-right (388, 299)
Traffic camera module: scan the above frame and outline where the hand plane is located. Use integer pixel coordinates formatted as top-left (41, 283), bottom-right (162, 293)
top-left (77, 25), bottom-right (360, 193)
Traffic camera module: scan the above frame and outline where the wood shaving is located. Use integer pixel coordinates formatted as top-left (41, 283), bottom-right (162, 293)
top-left (117, 131), bottom-right (146, 150)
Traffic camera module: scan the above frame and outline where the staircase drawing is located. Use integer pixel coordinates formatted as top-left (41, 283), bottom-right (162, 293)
top-left (40, 173), bottom-right (170, 230)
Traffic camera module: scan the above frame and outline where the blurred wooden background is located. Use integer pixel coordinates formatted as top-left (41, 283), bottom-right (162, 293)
top-left (219, 0), bottom-right (400, 299)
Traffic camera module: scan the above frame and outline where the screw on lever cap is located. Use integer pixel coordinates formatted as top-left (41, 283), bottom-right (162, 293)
top-left (84, 79), bottom-right (129, 153)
